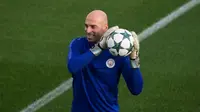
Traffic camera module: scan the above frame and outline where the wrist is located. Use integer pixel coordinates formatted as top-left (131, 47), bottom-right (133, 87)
top-left (90, 44), bottom-right (103, 56)
top-left (130, 57), bottom-right (140, 68)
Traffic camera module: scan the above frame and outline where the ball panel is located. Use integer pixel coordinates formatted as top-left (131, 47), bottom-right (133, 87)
top-left (113, 34), bottom-right (123, 43)
top-left (107, 38), bottom-right (115, 48)
top-left (121, 38), bottom-right (130, 49)
top-left (119, 49), bottom-right (128, 56)
top-left (125, 30), bottom-right (132, 36)
top-left (115, 29), bottom-right (126, 34)
top-left (109, 48), bottom-right (118, 56)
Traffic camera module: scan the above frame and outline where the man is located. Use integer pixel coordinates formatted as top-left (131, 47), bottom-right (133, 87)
top-left (67, 10), bottom-right (143, 112)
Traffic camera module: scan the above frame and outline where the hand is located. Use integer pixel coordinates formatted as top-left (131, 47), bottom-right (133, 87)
top-left (130, 31), bottom-right (140, 58)
top-left (90, 26), bottom-right (119, 56)
top-left (99, 26), bottom-right (119, 49)
top-left (129, 31), bottom-right (140, 68)
top-left (130, 51), bottom-right (140, 68)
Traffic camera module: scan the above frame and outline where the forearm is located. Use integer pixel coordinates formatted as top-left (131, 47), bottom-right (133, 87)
top-left (68, 50), bottom-right (95, 74)
top-left (122, 57), bottom-right (143, 95)
top-left (123, 68), bottom-right (143, 95)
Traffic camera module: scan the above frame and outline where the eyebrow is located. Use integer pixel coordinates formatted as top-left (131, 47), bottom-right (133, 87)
top-left (84, 23), bottom-right (98, 27)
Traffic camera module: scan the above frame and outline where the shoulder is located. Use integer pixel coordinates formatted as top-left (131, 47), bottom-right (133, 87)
top-left (69, 36), bottom-right (87, 47)
top-left (69, 36), bottom-right (87, 44)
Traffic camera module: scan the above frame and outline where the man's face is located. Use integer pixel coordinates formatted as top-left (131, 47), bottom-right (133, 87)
top-left (85, 18), bottom-right (107, 43)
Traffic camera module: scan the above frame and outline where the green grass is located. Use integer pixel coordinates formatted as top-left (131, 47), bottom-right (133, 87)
top-left (1, 0), bottom-right (199, 112)
top-left (37, 4), bottom-right (200, 112)
top-left (119, 5), bottom-right (200, 112)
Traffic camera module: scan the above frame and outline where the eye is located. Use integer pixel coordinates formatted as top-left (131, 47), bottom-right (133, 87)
top-left (91, 25), bottom-right (97, 29)
top-left (84, 24), bottom-right (97, 30)
top-left (84, 24), bottom-right (88, 28)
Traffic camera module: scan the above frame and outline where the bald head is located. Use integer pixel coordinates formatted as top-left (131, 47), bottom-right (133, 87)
top-left (85, 10), bottom-right (109, 42)
top-left (86, 10), bottom-right (108, 25)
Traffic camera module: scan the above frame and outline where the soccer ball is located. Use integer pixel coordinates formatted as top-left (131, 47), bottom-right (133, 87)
top-left (106, 28), bottom-right (134, 56)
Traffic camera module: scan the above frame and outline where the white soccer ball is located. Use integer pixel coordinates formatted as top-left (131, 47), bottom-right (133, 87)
top-left (107, 28), bottom-right (134, 56)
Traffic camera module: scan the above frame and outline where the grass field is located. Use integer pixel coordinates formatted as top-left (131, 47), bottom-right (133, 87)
top-left (0, 0), bottom-right (200, 112)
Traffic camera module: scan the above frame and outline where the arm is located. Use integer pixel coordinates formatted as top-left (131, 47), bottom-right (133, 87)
top-left (121, 57), bottom-right (143, 95)
top-left (67, 38), bottom-right (96, 74)
top-left (121, 30), bottom-right (143, 95)
top-left (67, 26), bottom-right (119, 74)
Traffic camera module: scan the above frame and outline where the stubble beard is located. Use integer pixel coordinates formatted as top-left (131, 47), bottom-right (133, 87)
top-left (87, 32), bottom-right (102, 43)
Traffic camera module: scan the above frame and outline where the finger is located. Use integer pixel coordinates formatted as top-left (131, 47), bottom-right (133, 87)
top-left (131, 31), bottom-right (140, 52)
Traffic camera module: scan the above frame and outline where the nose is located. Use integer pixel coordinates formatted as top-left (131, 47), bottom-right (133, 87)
top-left (85, 26), bottom-right (92, 33)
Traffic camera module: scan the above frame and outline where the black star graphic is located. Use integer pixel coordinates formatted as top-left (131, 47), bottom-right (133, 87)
top-left (120, 31), bottom-right (131, 40)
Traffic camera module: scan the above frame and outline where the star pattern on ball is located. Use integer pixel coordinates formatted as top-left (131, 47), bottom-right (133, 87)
top-left (107, 29), bottom-right (134, 56)
top-left (110, 31), bottom-right (118, 37)
top-left (120, 31), bottom-right (131, 40)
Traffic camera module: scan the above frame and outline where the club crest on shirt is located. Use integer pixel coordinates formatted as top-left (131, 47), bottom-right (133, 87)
top-left (106, 58), bottom-right (115, 68)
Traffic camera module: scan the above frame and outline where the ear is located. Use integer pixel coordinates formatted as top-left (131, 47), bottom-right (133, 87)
top-left (104, 24), bottom-right (108, 30)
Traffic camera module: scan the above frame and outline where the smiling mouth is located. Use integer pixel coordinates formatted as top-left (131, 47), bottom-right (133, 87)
top-left (87, 33), bottom-right (94, 36)
top-left (87, 34), bottom-right (95, 39)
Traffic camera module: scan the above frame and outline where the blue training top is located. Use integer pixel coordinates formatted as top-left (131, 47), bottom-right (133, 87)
top-left (67, 37), bottom-right (143, 112)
